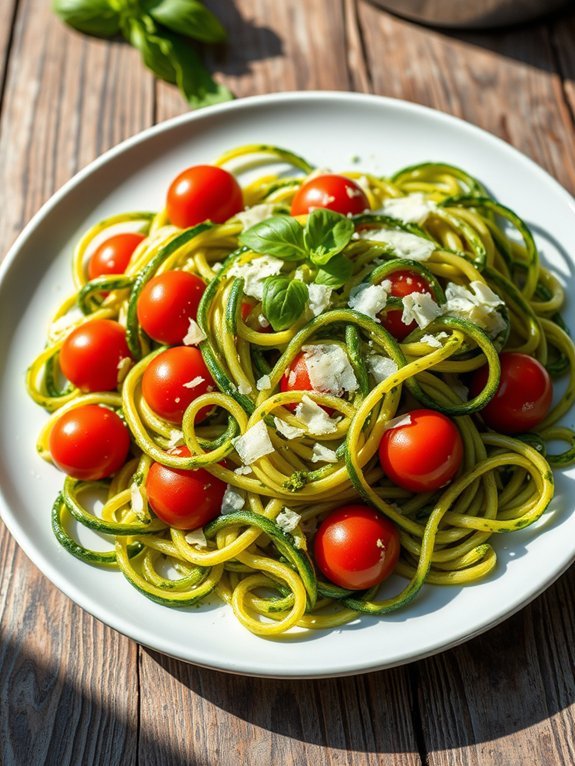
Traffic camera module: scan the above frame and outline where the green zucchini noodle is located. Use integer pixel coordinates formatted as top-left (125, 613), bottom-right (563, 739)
top-left (29, 144), bottom-right (575, 636)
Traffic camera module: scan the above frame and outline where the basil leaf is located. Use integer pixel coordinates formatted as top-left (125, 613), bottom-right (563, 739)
top-left (303, 209), bottom-right (354, 265)
top-left (53, 0), bottom-right (120, 37)
top-left (148, 0), bottom-right (227, 43)
top-left (315, 253), bottom-right (352, 288)
top-left (128, 18), bottom-right (177, 83)
top-left (167, 33), bottom-right (233, 108)
top-left (262, 277), bottom-right (308, 332)
top-left (239, 216), bottom-right (306, 260)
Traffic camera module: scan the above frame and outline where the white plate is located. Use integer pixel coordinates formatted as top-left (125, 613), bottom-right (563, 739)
top-left (1, 92), bottom-right (575, 678)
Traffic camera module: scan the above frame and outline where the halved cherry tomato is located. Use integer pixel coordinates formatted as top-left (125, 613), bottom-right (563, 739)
top-left (88, 232), bottom-right (145, 280)
top-left (137, 271), bottom-right (206, 345)
top-left (146, 446), bottom-right (225, 530)
top-left (280, 351), bottom-right (333, 414)
top-left (379, 409), bottom-right (463, 492)
top-left (49, 404), bottom-right (130, 480)
top-left (60, 319), bottom-right (131, 392)
top-left (166, 165), bottom-right (243, 228)
top-left (382, 270), bottom-right (432, 340)
top-left (470, 352), bottom-right (552, 434)
top-left (313, 504), bottom-right (400, 590)
top-left (290, 174), bottom-right (369, 217)
top-left (141, 346), bottom-right (214, 424)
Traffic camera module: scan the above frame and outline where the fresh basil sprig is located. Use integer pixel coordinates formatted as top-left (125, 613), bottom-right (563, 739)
top-left (262, 277), bottom-right (309, 332)
top-left (239, 216), bottom-right (307, 260)
top-left (315, 252), bottom-right (353, 288)
top-left (239, 208), bottom-right (355, 266)
top-left (303, 208), bottom-right (354, 265)
top-left (53, 0), bottom-right (232, 109)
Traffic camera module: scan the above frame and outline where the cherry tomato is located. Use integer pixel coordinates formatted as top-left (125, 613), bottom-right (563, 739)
top-left (88, 232), bottom-right (145, 280)
top-left (60, 319), bottom-right (131, 392)
top-left (49, 404), bottom-right (130, 480)
top-left (470, 352), bottom-right (552, 434)
top-left (142, 346), bottom-right (214, 424)
top-left (137, 271), bottom-right (206, 345)
top-left (290, 174), bottom-right (369, 217)
top-left (313, 504), bottom-right (400, 590)
top-left (379, 409), bottom-right (463, 493)
top-left (146, 446), bottom-right (226, 530)
top-left (280, 351), bottom-right (333, 414)
top-left (382, 270), bottom-right (432, 340)
top-left (166, 165), bottom-right (243, 228)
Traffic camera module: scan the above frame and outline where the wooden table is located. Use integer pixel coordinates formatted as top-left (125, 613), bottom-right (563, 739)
top-left (2, 2), bottom-right (575, 763)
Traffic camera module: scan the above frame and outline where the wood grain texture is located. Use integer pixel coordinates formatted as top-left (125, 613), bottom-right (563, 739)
top-left (138, 653), bottom-right (421, 766)
top-left (0, 1), bottom-right (153, 764)
top-left (2, 1), bottom-right (575, 765)
top-left (357, 4), bottom-right (575, 192)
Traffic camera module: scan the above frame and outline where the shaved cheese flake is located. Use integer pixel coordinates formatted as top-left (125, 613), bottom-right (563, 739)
top-left (167, 429), bottom-right (183, 448)
top-left (367, 355), bottom-right (398, 384)
top-left (256, 374), bottom-right (271, 391)
top-left (275, 508), bottom-right (301, 534)
top-left (182, 376), bottom-right (204, 389)
top-left (228, 255), bottom-right (283, 300)
top-left (359, 229), bottom-right (435, 261)
top-left (274, 417), bottom-right (306, 440)
top-left (308, 283), bottom-right (332, 317)
top-left (234, 465), bottom-right (253, 475)
top-left (348, 281), bottom-right (391, 322)
top-left (302, 344), bottom-right (358, 396)
top-left (402, 292), bottom-right (443, 329)
top-left (383, 413), bottom-right (413, 432)
top-left (311, 443), bottom-right (339, 463)
top-left (258, 314), bottom-right (270, 329)
top-left (232, 421), bottom-right (275, 464)
top-left (378, 193), bottom-right (437, 224)
top-left (288, 370), bottom-right (297, 386)
top-left (221, 485), bottom-right (246, 514)
top-left (212, 262), bottom-right (223, 273)
top-left (444, 281), bottom-right (506, 336)
top-left (130, 482), bottom-right (147, 519)
top-left (295, 395), bottom-right (338, 435)
top-left (183, 318), bottom-right (207, 346)
top-left (237, 380), bottom-right (253, 395)
top-left (185, 528), bottom-right (208, 549)
top-left (420, 332), bottom-right (448, 349)
top-left (236, 204), bottom-right (277, 230)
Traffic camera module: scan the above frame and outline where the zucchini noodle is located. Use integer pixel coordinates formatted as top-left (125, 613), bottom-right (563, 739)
top-left (29, 144), bottom-right (575, 636)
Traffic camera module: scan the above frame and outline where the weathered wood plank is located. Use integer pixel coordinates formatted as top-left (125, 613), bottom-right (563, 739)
top-left (156, 0), bottom-right (353, 122)
top-left (0, 1), bottom-right (154, 763)
top-left (550, 11), bottom-right (575, 131)
top-left (357, 6), bottom-right (575, 193)
top-left (138, 652), bottom-right (421, 766)
top-left (0, 0), bottom-right (19, 106)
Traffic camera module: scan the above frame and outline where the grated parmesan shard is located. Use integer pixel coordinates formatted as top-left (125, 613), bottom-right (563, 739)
top-left (232, 421), bottom-right (275, 464)
top-left (295, 395), bottom-right (338, 435)
top-left (183, 318), bottom-right (207, 346)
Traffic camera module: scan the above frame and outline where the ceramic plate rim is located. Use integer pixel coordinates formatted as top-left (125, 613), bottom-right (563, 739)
top-left (1, 91), bottom-right (575, 678)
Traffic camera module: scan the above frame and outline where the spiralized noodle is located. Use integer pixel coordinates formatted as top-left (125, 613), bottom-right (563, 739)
top-left (28, 144), bottom-right (575, 636)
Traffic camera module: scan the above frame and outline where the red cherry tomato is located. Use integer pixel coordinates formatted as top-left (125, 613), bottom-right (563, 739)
top-left (470, 352), bottom-right (552, 434)
top-left (382, 270), bottom-right (432, 340)
top-left (313, 504), bottom-right (400, 590)
top-left (290, 174), bottom-right (369, 217)
top-left (141, 346), bottom-right (214, 424)
top-left (146, 446), bottom-right (226, 530)
top-left (60, 319), bottom-right (131, 392)
top-left (88, 232), bottom-right (145, 280)
top-left (379, 409), bottom-right (463, 493)
top-left (280, 351), bottom-right (333, 414)
top-left (49, 404), bottom-right (130, 480)
top-left (137, 271), bottom-right (206, 345)
top-left (166, 165), bottom-right (243, 228)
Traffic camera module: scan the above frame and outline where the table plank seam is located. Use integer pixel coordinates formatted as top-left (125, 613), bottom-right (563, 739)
top-left (547, 25), bottom-right (575, 133)
top-left (0, 0), bottom-right (19, 120)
